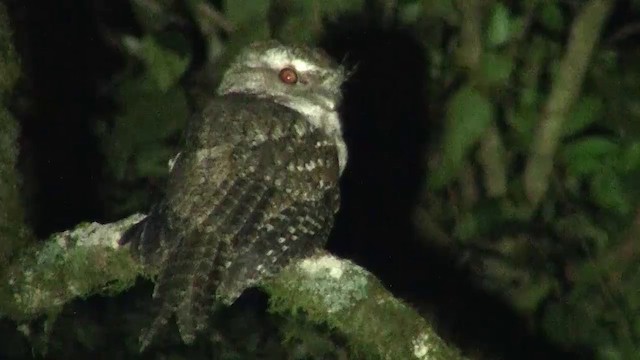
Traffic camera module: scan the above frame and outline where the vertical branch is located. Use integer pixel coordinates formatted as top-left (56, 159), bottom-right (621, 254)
top-left (454, 0), bottom-right (483, 206)
top-left (455, 0), bottom-right (482, 71)
top-left (0, 3), bottom-right (31, 265)
top-left (523, 0), bottom-right (613, 205)
top-left (455, 0), bottom-right (507, 199)
top-left (478, 124), bottom-right (507, 197)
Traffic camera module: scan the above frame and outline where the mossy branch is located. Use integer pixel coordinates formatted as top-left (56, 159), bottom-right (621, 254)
top-left (0, 215), bottom-right (146, 321)
top-left (523, 0), bottom-right (613, 205)
top-left (0, 216), bottom-right (464, 360)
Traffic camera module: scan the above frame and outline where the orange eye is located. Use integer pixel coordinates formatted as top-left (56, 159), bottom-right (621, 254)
top-left (279, 67), bottom-right (298, 84)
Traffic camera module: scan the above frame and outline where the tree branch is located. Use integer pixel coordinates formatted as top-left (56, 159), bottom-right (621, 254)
top-left (0, 216), bottom-right (464, 360)
top-left (523, 0), bottom-right (613, 205)
top-left (0, 215), bottom-right (146, 321)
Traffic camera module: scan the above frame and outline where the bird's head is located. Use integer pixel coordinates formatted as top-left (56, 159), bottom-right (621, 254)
top-left (217, 41), bottom-right (347, 133)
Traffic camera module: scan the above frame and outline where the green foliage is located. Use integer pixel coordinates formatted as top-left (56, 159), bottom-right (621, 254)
top-left (271, 0), bottom-right (365, 43)
top-left (430, 86), bottom-right (494, 188)
top-left (224, 0), bottom-right (270, 46)
top-left (97, 33), bottom-right (190, 217)
top-left (486, 3), bottom-right (512, 48)
top-left (539, 2), bottom-right (564, 33)
top-left (563, 96), bottom-right (604, 137)
top-left (129, 34), bottom-right (191, 92)
top-left (562, 137), bottom-right (618, 177)
top-left (419, 1), bottom-right (640, 357)
top-left (479, 51), bottom-right (514, 87)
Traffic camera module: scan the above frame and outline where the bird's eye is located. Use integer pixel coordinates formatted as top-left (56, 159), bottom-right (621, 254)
top-left (278, 67), bottom-right (298, 85)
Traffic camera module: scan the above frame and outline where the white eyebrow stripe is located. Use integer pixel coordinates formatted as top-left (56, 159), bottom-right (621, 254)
top-left (262, 49), bottom-right (321, 72)
top-left (291, 59), bottom-right (321, 72)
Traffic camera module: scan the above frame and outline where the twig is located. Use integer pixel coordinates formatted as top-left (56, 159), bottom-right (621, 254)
top-left (523, 0), bottom-right (613, 205)
top-left (195, 2), bottom-right (236, 34)
top-left (605, 22), bottom-right (640, 45)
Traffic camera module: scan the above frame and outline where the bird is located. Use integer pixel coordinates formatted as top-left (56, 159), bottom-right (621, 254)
top-left (119, 40), bottom-right (348, 351)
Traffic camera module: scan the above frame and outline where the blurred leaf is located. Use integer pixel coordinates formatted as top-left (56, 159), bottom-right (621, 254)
top-left (510, 276), bottom-right (555, 312)
top-left (128, 35), bottom-right (191, 91)
top-left (273, 0), bottom-right (364, 43)
top-left (562, 137), bottom-right (619, 177)
top-left (563, 96), bottom-right (604, 137)
top-left (508, 16), bottom-right (527, 39)
top-left (454, 201), bottom-right (503, 241)
top-left (225, 0), bottom-right (270, 46)
top-left (590, 173), bottom-right (632, 215)
top-left (520, 86), bottom-right (540, 108)
top-left (480, 51), bottom-right (514, 86)
top-left (102, 75), bottom-right (189, 180)
top-left (506, 106), bottom-right (537, 150)
top-left (539, 2), bottom-right (564, 33)
top-left (554, 213), bottom-right (609, 251)
top-left (399, 2), bottom-right (423, 24)
top-left (135, 144), bottom-right (177, 178)
top-left (486, 2), bottom-right (511, 47)
top-left (478, 125), bottom-right (507, 197)
top-left (617, 141), bottom-right (640, 171)
top-left (423, 0), bottom-right (459, 25)
top-left (430, 86), bottom-right (494, 188)
top-left (130, 0), bottom-right (175, 32)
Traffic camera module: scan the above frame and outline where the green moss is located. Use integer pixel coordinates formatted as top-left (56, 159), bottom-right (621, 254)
top-left (0, 217), bottom-right (145, 321)
top-left (266, 254), bottom-right (463, 360)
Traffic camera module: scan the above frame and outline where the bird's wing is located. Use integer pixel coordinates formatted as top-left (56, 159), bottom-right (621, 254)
top-left (128, 106), bottom-right (340, 351)
top-left (215, 190), bottom-right (339, 303)
top-left (165, 127), bottom-right (341, 347)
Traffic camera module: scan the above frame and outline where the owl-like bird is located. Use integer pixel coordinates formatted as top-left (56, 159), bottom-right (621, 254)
top-left (119, 41), bottom-right (347, 350)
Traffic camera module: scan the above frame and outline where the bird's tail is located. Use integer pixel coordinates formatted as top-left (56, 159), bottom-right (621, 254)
top-left (119, 207), bottom-right (169, 268)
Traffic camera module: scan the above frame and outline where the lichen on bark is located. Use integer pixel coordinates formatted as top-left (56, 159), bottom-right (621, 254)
top-left (0, 215), bottom-right (145, 321)
top-left (266, 254), bottom-right (465, 360)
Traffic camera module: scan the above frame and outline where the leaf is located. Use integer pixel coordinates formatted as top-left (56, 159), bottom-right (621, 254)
top-left (539, 2), bottom-right (564, 33)
top-left (224, 0), bottom-right (270, 46)
top-left (138, 35), bottom-right (190, 92)
top-left (480, 52), bottom-right (514, 86)
top-left (563, 96), bottom-right (603, 137)
top-left (399, 2), bottom-right (423, 24)
top-left (273, 0), bottom-right (365, 43)
top-left (561, 137), bottom-right (619, 177)
top-left (554, 213), bottom-right (609, 251)
top-left (430, 86), bottom-right (494, 188)
top-left (454, 201), bottom-right (504, 241)
top-left (423, 0), bottom-right (459, 25)
top-left (590, 173), bottom-right (632, 215)
top-left (130, 0), bottom-right (174, 32)
top-left (510, 276), bottom-right (555, 312)
top-left (617, 141), bottom-right (640, 171)
top-left (486, 2), bottom-right (511, 47)
top-left (135, 144), bottom-right (176, 178)
top-left (102, 75), bottom-right (189, 180)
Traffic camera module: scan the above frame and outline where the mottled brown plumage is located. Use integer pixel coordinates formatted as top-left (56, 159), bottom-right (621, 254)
top-left (119, 41), bottom-right (347, 350)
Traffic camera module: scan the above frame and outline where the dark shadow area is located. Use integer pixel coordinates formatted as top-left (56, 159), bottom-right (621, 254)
top-left (6, 0), bottom-right (128, 237)
top-left (321, 15), bottom-right (591, 360)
